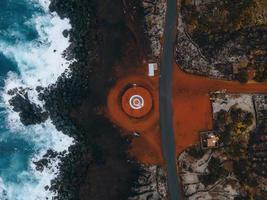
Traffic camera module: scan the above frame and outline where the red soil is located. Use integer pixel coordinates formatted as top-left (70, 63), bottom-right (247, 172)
top-left (107, 62), bottom-right (267, 165)
top-left (172, 63), bottom-right (267, 155)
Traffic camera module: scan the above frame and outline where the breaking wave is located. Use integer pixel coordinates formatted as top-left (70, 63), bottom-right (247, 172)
top-left (0, 0), bottom-right (74, 199)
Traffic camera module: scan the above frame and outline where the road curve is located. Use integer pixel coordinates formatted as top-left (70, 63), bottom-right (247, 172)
top-left (159, 0), bottom-right (182, 200)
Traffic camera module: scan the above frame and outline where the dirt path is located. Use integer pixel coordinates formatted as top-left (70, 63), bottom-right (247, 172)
top-left (173, 66), bottom-right (267, 94)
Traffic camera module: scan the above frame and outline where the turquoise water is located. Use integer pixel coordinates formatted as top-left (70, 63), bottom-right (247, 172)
top-left (0, 0), bottom-right (39, 184)
top-left (0, 128), bottom-right (34, 183)
top-left (0, 0), bottom-right (41, 44)
top-left (0, 0), bottom-right (73, 199)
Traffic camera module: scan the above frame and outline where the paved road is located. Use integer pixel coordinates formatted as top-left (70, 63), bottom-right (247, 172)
top-left (159, 0), bottom-right (182, 200)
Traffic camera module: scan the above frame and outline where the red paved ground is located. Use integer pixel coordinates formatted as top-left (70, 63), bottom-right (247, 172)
top-left (107, 62), bottom-right (267, 165)
top-left (172, 63), bottom-right (267, 154)
top-left (107, 70), bottom-right (162, 164)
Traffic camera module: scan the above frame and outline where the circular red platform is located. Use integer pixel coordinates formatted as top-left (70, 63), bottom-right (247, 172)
top-left (122, 86), bottom-right (153, 118)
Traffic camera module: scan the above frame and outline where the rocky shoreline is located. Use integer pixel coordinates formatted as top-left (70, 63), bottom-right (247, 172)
top-left (43, 0), bottom-right (144, 199)
top-left (7, 0), bottom-right (168, 199)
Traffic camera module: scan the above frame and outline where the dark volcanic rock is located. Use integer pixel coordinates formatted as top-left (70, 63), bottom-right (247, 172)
top-left (9, 91), bottom-right (48, 125)
top-left (62, 29), bottom-right (69, 38)
top-left (41, 0), bottom-right (146, 199)
top-left (33, 149), bottom-right (62, 172)
top-left (33, 158), bottom-right (49, 172)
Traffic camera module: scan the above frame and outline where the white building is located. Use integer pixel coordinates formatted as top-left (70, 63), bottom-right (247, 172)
top-left (148, 63), bottom-right (158, 77)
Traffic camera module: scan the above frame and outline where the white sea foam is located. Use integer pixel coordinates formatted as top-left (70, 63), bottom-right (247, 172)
top-left (0, 12), bottom-right (72, 90)
top-left (0, 122), bottom-right (73, 200)
top-left (0, 0), bottom-right (75, 199)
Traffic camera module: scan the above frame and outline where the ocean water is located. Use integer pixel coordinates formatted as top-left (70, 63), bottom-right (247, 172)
top-left (0, 0), bottom-right (74, 199)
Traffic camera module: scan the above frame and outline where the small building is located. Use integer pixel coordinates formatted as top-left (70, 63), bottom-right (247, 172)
top-left (148, 63), bottom-right (158, 77)
top-left (200, 131), bottom-right (220, 149)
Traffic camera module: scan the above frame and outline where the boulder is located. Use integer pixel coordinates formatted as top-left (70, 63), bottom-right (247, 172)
top-left (9, 91), bottom-right (49, 125)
